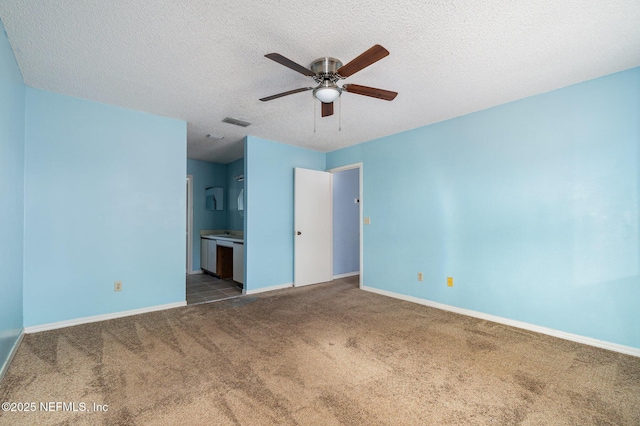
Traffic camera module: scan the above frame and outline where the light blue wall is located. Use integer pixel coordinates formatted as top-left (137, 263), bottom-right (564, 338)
top-left (245, 136), bottom-right (325, 291)
top-left (0, 19), bottom-right (25, 373)
top-left (226, 157), bottom-right (245, 231)
top-left (24, 88), bottom-right (187, 327)
top-left (332, 168), bottom-right (359, 276)
top-left (327, 67), bottom-right (640, 349)
top-left (187, 159), bottom-right (227, 271)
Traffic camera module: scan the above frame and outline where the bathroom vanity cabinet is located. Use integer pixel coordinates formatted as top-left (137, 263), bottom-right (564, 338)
top-left (200, 238), bottom-right (216, 273)
top-left (201, 235), bottom-right (243, 285)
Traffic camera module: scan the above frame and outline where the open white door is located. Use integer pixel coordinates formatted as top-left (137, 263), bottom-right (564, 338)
top-left (294, 168), bottom-right (332, 287)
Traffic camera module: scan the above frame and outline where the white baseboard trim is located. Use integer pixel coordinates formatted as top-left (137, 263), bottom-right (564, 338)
top-left (0, 329), bottom-right (24, 382)
top-left (24, 302), bottom-right (187, 334)
top-left (361, 285), bottom-right (640, 358)
top-left (187, 270), bottom-right (204, 275)
top-left (246, 282), bottom-right (293, 295)
top-left (333, 271), bottom-right (359, 279)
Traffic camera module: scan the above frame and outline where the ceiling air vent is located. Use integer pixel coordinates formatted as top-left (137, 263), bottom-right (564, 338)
top-left (222, 117), bottom-right (251, 127)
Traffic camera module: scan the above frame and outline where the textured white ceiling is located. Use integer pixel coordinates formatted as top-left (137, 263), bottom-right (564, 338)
top-left (2, 1), bottom-right (639, 164)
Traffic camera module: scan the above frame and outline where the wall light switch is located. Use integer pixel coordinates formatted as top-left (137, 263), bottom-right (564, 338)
top-left (364, 217), bottom-right (371, 225)
top-left (418, 272), bottom-right (423, 282)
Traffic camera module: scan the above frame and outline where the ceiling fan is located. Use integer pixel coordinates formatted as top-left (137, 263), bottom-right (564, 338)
top-left (259, 44), bottom-right (398, 117)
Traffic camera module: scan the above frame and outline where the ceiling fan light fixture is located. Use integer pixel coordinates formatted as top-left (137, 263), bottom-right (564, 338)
top-left (313, 81), bottom-right (341, 103)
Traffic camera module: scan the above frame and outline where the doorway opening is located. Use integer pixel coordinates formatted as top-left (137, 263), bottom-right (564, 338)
top-left (329, 163), bottom-right (363, 288)
top-left (292, 164), bottom-right (363, 289)
top-left (186, 174), bottom-right (193, 274)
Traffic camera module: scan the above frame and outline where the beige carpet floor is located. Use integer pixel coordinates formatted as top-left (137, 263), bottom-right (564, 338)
top-left (1, 276), bottom-right (639, 425)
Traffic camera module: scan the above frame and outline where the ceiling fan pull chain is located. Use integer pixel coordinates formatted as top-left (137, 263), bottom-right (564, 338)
top-left (313, 101), bottom-right (316, 133)
top-left (339, 96), bottom-right (342, 132)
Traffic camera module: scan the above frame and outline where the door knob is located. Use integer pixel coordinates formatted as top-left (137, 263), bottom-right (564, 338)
top-left (296, 231), bottom-right (302, 235)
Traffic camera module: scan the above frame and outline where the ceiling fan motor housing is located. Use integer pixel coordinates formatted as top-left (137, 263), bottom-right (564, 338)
top-left (310, 57), bottom-right (343, 83)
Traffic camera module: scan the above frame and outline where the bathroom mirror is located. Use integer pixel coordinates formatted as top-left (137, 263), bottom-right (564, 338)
top-left (205, 187), bottom-right (224, 211)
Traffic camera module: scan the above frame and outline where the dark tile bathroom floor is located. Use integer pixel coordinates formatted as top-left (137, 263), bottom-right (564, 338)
top-left (186, 273), bottom-right (243, 305)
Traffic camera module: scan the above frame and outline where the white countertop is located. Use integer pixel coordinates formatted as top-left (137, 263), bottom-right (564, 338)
top-left (202, 234), bottom-right (243, 243)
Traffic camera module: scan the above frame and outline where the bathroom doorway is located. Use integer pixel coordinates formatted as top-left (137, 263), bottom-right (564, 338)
top-left (186, 174), bottom-right (193, 274)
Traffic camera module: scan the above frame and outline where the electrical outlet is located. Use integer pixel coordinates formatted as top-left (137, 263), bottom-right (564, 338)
top-left (447, 277), bottom-right (453, 287)
top-left (114, 281), bottom-right (122, 292)
top-left (418, 272), bottom-right (423, 282)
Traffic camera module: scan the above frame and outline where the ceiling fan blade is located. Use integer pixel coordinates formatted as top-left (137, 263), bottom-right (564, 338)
top-left (321, 102), bottom-right (334, 117)
top-left (265, 53), bottom-right (316, 77)
top-left (260, 87), bottom-right (314, 102)
top-left (336, 45), bottom-right (389, 78)
top-left (343, 84), bottom-right (398, 101)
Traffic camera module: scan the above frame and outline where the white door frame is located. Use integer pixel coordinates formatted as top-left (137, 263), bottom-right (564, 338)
top-left (186, 174), bottom-right (194, 274)
top-left (327, 163), bottom-right (363, 289)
